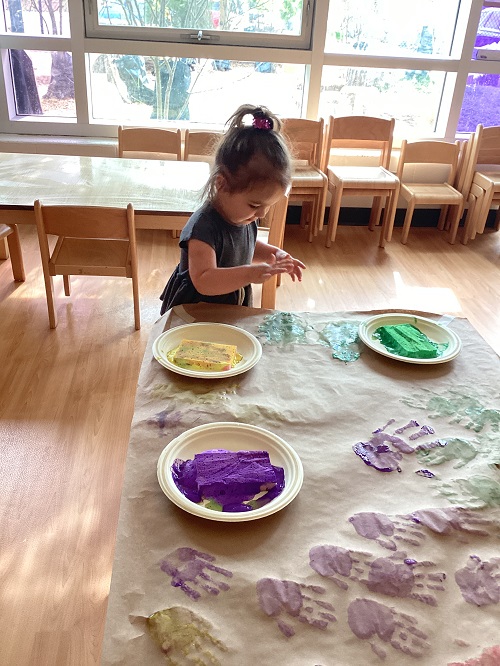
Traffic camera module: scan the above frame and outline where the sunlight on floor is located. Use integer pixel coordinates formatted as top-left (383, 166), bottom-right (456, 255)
top-left (391, 271), bottom-right (463, 313)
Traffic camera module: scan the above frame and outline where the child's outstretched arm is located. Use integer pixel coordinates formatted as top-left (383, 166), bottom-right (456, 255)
top-left (188, 239), bottom-right (291, 296)
top-left (254, 240), bottom-right (306, 282)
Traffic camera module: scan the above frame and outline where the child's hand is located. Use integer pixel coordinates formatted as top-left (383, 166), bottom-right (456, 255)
top-left (275, 250), bottom-right (305, 282)
top-left (248, 258), bottom-right (289, 284)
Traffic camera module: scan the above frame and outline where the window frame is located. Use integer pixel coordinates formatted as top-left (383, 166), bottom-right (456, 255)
top-left (0, 0), bottom-right (498, 140)
top-left (83, 0), bottom-right (315, 50)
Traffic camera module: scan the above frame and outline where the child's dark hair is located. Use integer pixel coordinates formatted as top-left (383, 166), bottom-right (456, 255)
top-left (204, 104), bottom-right (292, 200)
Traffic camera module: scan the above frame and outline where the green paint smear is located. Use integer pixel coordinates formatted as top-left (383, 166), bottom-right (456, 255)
top-left (439, 476), bottom-right (500, 508)
top-left (258, 312), bottom-right (313, 345)
top-left (147, 606), bottom-right (227, 665)
top-left (416, 437), bottom-right (478, 469)
top-left (318, 321), bottom-right (361, 362)
top-left (402, 389), bottom-right (500, 433)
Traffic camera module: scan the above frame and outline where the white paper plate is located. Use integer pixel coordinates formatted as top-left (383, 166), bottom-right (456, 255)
top-left (157, 422), bottom-right (304, 522)
top-left (358, 313), bottom-right (462, 364)
top-left (152, 322), bottom-right (262, 378)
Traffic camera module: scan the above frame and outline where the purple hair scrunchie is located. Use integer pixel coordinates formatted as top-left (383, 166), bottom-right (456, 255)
top-left (252, 114), bottom-right (273, 131)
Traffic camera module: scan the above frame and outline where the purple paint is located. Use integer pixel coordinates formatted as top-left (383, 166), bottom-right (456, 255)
top-left (256, 577), bottom-right (336, 638)
top-left (347, 598), bottom-right (429, 659)
top-left (352, 441), bottom-right (402, 472)
top-left (348, 511), bottom-right (426, 551)
top-left (309, 545), bottom-right (445, 605)
top-left (409, 424), bottom-right (436, 440)
top-left (455, 555), bottom-right (500, 606)
top-left (172, 449), bottom-right (285, 511)
top-left (409, 507), bottom-right (491, 537)
top-left (159, 547), bottom-right (232, 600)
top-left (394, 420), bottom-right (419, 434)
top-left (416, 469), bottom-right (436, 478)
top-left (372, 419), bottom-right (396, 434)
top-left (415, 439), bottom-right (447, 451)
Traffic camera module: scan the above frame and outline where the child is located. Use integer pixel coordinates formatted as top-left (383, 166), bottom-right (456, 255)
top-left (159, 104), bottom-right (305, 315)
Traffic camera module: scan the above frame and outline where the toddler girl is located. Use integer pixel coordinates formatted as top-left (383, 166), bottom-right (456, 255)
top-left (159, 104), bottom-right (305, 315)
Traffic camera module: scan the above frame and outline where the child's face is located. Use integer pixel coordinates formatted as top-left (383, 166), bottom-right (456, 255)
top-left (215, 180), bottom-right (286, 226)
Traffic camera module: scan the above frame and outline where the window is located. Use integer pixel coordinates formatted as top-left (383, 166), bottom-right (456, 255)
top-left (88, 54), bottom-right (305, 122)
top-left (458, 2), bottom-right (500, 131)
top-left (85, 0), bottom-right (313, 49)
top-left (325, 0), bottom-right (461, 58)
top-left (1, 0), bottom-right (500, 139)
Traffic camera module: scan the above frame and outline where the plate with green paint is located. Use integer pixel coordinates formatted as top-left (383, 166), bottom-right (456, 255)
top-left (359, 314), bottom-right (462, 364)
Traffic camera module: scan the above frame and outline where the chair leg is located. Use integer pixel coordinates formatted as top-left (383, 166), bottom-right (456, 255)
top-left (6, 226), bottom-right (26, 282)
top-left (461, 194), bottom-right (477, 245)
top-left (401, 202), bottom-right (415, 244)
top-left (42, 272), bottom-right (58, 329)
top-left (437, 205), bottom-right (449, 231)
top-left (325, 187), bottom-right (343, 247)
top-left (368, 197), bottom-right (383, 230)
top-left (447, 206), bottom-right (462, 244)
top-left (63, 275), bottom-right (71, 296)
top-left (132, 277), bottom-right (141, 330)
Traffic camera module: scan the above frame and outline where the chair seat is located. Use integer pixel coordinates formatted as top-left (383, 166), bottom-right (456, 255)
top-left (401, 182), bottom-right (463, 204)
top-left (291, 164), bottom-right (326, 186)
top-left (50, 238), bottom-right (132, 277)
top-left (328, 166), bottom-right (399, 189)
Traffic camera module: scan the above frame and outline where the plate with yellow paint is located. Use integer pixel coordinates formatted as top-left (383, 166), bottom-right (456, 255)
top-left (152, 322), bottom-right (262, 378)
top-left (358, 313), bottom-right (462, 364)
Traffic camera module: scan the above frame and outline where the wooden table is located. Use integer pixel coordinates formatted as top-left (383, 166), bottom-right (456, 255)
top-left (0, 152), bottom-right (210, 230)
top-left (101, 304), bottom-right (500, 666)
top-left (0, 153), bottom-right (288, 308)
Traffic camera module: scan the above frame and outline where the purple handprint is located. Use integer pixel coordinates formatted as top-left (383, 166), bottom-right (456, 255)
top-left (256, 577), bottom-right (336, 638)
top-left (159, 547), bottom-right (232, 601)
top-left (349, 507), bottom-right (499, 551)
top-left (309, 544), bottom-right (446, 606)
top-left (455, 555), bottom-right (500, 606)
top-left (349, 511), bottom-right (426, 551)
top-left (348, 597), bottom-right (430, 660)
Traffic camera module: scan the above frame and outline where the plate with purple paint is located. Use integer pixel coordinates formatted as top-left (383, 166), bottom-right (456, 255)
top-left (359, 314), bottom-right (462, 364)
top-left (157, 422), bottom-right (304, 522)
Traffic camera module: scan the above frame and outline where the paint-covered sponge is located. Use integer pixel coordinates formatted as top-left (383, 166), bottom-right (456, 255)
top-left (172, 449), bottom-right (285, 512)
top-left (373, 324), bottom-right (448, 359)
top-left (169, 339), bottom-right (239, 371)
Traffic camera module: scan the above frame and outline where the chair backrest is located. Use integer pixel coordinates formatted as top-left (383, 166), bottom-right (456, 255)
top-left (118, 126), bottom-right (182, 160)
top-left (184, 130), bottom-right (221, 162)
top-left (322, 116), bottom-right (395, 171)
top-left (396, 140), bottom-right (460, 185)
top-left (34, 202), bottom-right (135, 241)
top-left (460, 124), bottom-right (500, 196)
top-left (281, 118), bottom-right (324, 168)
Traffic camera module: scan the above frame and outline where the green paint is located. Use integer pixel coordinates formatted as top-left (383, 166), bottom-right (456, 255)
top-left (147, 606), bottom-right (227, 665)
top-left (439, 476), bottom-right (500, 508)
top-left (373, 324), bottom-right (448, 359)
top-left (402, 389), bottom-right (500, 433)
top-left (318, 321), bottom-right (361, 362)
top-left (204, 499), bottom-right (223, 511)
top-left (258, 312), bottom-right (313, 345)
top-left (416, 438), bottom-right (478, 469)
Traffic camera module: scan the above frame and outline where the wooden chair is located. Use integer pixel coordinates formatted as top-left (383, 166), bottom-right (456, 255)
top-left (118, 126), bottom-right (182, 160)
top-left (34, 201), bottom-right (140, 330)
top-left (322, 115), bottom-right (399, 248)
top-left (0, 224), bottom-right (25, 282)
top-left (184, 130), bottom-right (221, 162)
top-left (281, 117), bottom-right (328, 242)
top-left (460, 124), bottom-right (500, 243)
top-left (395, 140), bottom-right (463, 244)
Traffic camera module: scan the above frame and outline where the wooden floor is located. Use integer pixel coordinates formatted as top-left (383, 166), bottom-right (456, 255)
top-left (0, 221), bottom-right (499, 666)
